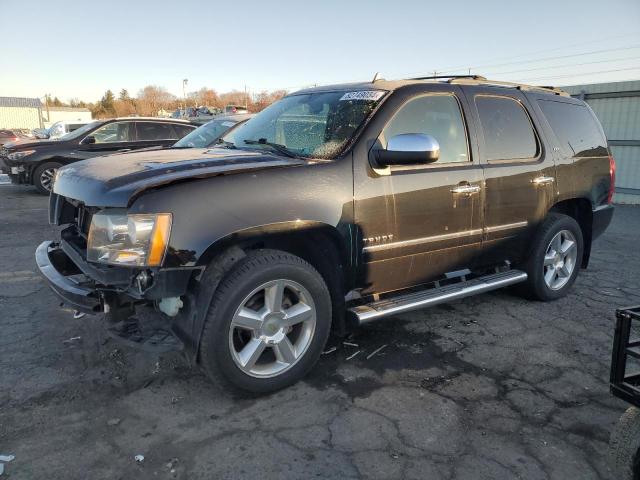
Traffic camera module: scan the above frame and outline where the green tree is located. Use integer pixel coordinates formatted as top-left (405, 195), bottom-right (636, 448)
top-left (119, 89), bottom-right (130, 102)
top-left (100, 90), bottom-right (116, 115)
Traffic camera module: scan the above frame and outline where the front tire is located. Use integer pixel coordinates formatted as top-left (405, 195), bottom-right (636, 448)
top-left (520, 213), bottom-right (583, 301)
top-left (33, 161), bottom-right (62, 194)
top-left (199, 249), bottom-right (331, 393)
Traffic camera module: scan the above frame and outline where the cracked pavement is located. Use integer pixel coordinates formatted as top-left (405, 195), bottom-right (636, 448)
top-left (0, 185), bottom-right (638, 479)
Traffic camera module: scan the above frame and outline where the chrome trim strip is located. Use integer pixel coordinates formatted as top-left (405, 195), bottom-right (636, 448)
top-left (363, 220), bottom-right (528, 253)
top-left (363, 229), bottom-right (483, 253)
top-left (484, 221), bottom-right (528, 234)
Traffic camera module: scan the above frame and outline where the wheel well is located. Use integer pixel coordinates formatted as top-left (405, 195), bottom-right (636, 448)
top-left (550, 198), bottom-right (593, 267)
top-left (199, 227), bottom-right (351, 336)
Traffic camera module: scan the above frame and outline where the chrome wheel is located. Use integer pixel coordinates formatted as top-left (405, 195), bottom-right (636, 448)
top-left (228, 279), bottom-right (316, 378)
top-left (39, 168), bottom-right (57, 192)
top-left (543, 229), bottom-right (578, 290)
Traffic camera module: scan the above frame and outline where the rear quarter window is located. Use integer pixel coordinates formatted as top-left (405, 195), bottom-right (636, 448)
top-left (537, 100), bottom-right (608, 158)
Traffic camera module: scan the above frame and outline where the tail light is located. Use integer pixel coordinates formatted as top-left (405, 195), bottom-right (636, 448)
top-left (608, 154), bottom-right (616, 204)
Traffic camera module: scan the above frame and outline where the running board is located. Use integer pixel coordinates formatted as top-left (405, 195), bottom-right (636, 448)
top-left (349, 270), bottom-right (527, 324)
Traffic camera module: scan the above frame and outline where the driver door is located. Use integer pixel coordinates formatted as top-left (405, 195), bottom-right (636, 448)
top-left (354, 89), bottom-right (484, 294)
top-left (77, 121), bottom-right (135, 159)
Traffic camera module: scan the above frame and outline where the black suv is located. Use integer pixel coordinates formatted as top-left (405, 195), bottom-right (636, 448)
top-left (36, 76), bottom-right (614, 393)
top-left (1, 117), bottom-right (196, 193)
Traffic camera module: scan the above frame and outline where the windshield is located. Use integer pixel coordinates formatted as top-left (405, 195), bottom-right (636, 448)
top-left (57, 121), bottom-right (102, 141)
top-left (173, 118), bottom-right (239, 148)
top-left (222, 90), bottom-right (386, 159)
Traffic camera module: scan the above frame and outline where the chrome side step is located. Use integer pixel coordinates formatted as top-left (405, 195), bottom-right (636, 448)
top-left (349, 270), bottom-right (527, 325)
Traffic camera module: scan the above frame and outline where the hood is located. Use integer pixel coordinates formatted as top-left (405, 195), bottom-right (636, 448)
top-left (53, 147), bottom-right (307, 207)
top-left (4, 139), bottom-right (60, 150)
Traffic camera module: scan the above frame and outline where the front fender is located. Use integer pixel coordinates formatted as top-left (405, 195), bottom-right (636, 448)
top-left (128, 158), bottom-right (355, 268)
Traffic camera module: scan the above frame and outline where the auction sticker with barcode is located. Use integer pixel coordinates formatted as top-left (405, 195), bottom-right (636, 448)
top-left (339, 91), bottom-right (386, 101)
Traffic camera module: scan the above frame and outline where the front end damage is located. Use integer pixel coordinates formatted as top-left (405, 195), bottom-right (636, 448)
top-left (36, 194), bottom-right (203, 354)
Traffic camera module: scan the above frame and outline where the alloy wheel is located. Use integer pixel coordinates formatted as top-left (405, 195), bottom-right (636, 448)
top-left (228, 279), bottom-right (316, 378)
top-left (543, 229), bottom-right (578, 290)
top-left (40, 168), bottom-right (57, 192)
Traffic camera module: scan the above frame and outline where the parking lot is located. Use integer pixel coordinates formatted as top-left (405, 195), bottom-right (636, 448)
top-left (0, 184), bottom-right (637, 479)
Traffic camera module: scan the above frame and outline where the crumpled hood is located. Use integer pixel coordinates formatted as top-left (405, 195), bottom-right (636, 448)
top-left (53, 147), bottom-right (306, 207)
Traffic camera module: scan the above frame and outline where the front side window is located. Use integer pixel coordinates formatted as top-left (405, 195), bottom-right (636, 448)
top-left (223, 90), bottom-right (385, 159)
top-left (136, 122), bottom-right (178, 141)
top-left (380, 94), bottom-right (470, 164)
top-left (475, 96), bottom-right (538, 161)
top-left (91, 122), bottom-right (132, 143)
top-left (538, 100), bottom-right (607, 157)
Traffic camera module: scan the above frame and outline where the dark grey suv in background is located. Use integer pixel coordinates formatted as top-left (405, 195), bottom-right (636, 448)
top-left (0, 117), bottom-right (196, 193)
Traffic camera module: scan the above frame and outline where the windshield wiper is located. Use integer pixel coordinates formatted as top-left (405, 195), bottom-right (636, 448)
top-left (214, 139), bottom-right (237, 149)
top-left (243, 139), bottom-right (299, 159)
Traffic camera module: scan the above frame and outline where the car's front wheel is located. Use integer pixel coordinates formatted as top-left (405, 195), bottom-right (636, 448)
top-left (33, 161), bottom-right (62, 194)
top-left (199, 249), bottom-right (331, 393)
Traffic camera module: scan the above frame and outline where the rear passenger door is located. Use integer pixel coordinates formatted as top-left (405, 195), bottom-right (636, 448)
top-left (465, 88), bottom-right (556, 266)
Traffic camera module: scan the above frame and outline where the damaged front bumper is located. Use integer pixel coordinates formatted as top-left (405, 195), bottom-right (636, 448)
top-left (35, 240), bottom-right (201, 351)
top-left (35, 241), bottom-right (102, 314)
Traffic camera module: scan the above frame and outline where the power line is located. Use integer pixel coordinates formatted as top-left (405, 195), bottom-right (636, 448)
top-left (439, 44), bottom-right (640, 74)
top-left (423, 32), bottom-right (640, 76)
top-left (490, 56), bottom-right (640, 76)
top-left (516, 66), bottom-right (640, 82)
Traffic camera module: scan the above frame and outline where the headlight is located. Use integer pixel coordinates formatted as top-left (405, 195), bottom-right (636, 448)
top-left (87, 211), bottom-right (172, 267)
top-left (7, 150), bottom-right (36, 160)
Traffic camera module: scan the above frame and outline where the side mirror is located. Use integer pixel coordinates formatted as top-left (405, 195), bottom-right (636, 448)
top-left (83, 135), bottom-right (96, 145)
top-left (376, 133), bottom-right (440, 166)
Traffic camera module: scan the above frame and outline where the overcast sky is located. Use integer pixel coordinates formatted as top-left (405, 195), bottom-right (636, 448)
top-left (1, 0), bottom-right (639, 102)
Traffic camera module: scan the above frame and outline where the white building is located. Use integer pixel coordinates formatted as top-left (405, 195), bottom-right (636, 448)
top-left (42, 106), bottom-right (92, 128)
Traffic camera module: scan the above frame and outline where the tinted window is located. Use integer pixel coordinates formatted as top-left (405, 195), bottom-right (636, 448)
top-left (174, 124), bottom-right (195, 138)
top-left (476, 96), bottom-right (538, 161)
top-left (136, 122), bottom-right (178, 141)
top-left (91, 122), bottom-right (132, 143)
top-left (382, 94), bottom-right (469, 164)
top-left (538, 100), bottom-right (607, 157)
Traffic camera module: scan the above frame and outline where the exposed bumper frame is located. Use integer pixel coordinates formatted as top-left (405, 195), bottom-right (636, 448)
top-left (611, 305), bottom-right (640, 408)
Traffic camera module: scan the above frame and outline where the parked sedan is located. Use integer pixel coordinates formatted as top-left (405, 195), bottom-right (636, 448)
top-left (0, 117), bottom-right (197, 193)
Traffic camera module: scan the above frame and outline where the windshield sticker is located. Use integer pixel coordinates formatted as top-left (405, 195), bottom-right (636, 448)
top-left (221, 121), bottom-right (235, 127)
top-left (339, 91), bottom-right (386, 102)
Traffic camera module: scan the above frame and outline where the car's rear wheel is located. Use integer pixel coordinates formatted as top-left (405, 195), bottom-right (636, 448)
top-left (519, 212), bottom-right (583, 301)
top-left (199, 249), bottom-right (331, 393)
top-left (33, 161), bottom-right (62, 194)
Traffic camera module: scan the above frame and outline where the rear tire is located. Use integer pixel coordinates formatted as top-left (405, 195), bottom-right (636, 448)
top-left (609, 407), bottom-right (640, 480)
top-left (199, 249), bottom-right (331, 394)
top-left (519, 213), bottom-right (583, 301)
top-left (33, 161), bottom-right (62, 194)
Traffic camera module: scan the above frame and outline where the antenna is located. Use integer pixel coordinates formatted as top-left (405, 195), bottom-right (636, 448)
top-left (371, 72), bottom-right (380, 82)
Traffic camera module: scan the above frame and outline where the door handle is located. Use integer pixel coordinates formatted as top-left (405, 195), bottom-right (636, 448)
top-left (451, 184), bottom-right (481, 195)
top-left (531, 176), bottom-right (555, 186)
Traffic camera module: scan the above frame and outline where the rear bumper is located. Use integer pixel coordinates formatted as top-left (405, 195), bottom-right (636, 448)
top-left (592, 204), bottom-right (614, 241)
top-left (35, 241), bottom-right (102, 314)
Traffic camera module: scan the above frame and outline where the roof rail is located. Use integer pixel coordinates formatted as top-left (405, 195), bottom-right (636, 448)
top-left (448, 77), bottom-right (569, 96)
top-left (410, 74), bottom-right (487, 81)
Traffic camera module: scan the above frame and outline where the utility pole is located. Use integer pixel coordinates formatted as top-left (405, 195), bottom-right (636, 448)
top-left (244, 84), bottom-right (248, 109)
top-left (182, 78), bottom-right (188, 112)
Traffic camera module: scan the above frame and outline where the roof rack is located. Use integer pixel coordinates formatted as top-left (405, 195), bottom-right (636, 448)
top-left (447, 77), bottom-right (569, 97)
top-left (410, 74), bottom-right (487, 81)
